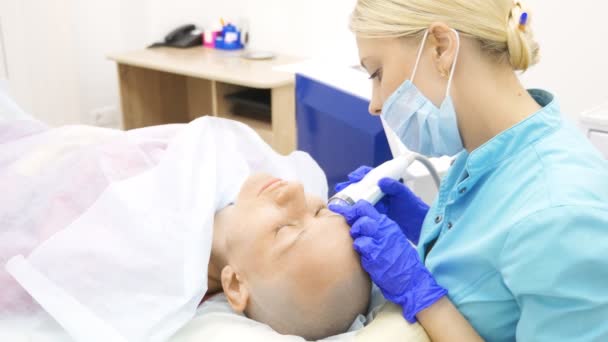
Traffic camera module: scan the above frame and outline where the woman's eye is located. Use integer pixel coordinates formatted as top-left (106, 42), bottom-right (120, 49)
top-left (369, 68), bottom-right (382, 81)
top-left (315, 206), bottom-right (326, 216)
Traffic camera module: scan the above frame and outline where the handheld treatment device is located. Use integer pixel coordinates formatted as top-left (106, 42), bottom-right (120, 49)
top-left (328, 153), bottom-right (441, 207)
top-left (328, 117), bottom-right (442, 207)
top-left (329, 154), bottom-right (414, 207)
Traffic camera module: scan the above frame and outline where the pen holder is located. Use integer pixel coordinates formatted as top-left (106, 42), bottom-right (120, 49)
top-left (215, 24), bottom-right (244, 50)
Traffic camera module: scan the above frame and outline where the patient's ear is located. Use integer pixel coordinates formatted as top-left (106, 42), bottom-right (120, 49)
top-left (221, 265), bottom-right (249, 313)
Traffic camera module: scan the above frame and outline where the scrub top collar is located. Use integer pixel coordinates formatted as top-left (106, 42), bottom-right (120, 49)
top-left (461, 89), bottom-right (561, 181)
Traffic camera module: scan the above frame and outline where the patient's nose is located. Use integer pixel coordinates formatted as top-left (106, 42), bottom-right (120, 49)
top-left (274, 181), bottom-right (306, 210)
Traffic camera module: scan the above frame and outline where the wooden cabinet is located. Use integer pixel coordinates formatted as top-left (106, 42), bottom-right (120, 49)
top-left (109, 47), bottom-right (300, 155)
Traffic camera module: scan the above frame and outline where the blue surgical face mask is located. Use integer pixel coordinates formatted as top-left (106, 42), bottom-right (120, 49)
top-left (381, 29), bottom-right (464, 157)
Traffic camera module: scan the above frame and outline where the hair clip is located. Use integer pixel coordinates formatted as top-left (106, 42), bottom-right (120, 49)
top-left (518, 12), bottom-right (529, 31)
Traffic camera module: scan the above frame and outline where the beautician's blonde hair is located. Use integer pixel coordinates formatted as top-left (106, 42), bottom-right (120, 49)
top-left (350, 0), bottom-right (540, 71)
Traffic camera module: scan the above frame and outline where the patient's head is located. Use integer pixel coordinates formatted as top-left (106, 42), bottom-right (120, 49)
top-left (213, 173), bottom-right (371, 340)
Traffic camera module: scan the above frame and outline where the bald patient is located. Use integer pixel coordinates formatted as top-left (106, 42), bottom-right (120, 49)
top-left (205, 173), bottom-right (372, 340)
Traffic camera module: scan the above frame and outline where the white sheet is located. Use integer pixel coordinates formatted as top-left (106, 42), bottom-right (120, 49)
top-left (0, 87), bottom-right (29, 122)
top-left (1, 117), bottom-right (328, 342)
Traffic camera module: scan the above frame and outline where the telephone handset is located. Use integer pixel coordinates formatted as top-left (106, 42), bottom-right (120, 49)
top-left (149, 24), bottom-right (202, 49)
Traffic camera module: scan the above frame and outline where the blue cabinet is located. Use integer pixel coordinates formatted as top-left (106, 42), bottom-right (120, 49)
top-left (296, 74), bottom-right (392, 195)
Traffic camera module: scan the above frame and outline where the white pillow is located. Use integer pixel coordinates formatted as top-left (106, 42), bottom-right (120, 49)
top-left (169, 294), bottom-right (357, 342)
top-left (170, 293), bottom-right (430, 342)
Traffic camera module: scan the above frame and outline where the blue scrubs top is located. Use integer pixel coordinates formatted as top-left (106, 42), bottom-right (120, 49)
top-left (417, 90), bottom-right (608, 341)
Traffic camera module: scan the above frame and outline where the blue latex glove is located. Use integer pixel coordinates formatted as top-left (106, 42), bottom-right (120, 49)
top-left (335, 166), bottom-right (429, 244)
top-left (330, 200), bottom-right (447, 323)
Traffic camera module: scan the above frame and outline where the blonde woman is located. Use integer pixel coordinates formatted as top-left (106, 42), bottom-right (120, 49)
top-left (331, 0), bottom-right (608, 340)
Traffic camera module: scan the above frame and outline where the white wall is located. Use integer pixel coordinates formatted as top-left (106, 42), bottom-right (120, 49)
top-left (1, 0), bottom-right (82, 125)
top-left (0, 16), bottom-right (7, 80)
top-left (70, 0), bottom-right (150, 126)
top-left (521, 1), bottom-right (608, 119)
top-left (0, 0), bottom-right (606, 126)
top-left (71, 0), bottom-right (122, 125)
top-left (0, 0), bottom-right (150, 126)
top-left (145, 0), bottom-right (358, 61)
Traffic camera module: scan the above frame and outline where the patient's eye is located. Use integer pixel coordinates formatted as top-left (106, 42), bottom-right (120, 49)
top-left (275, 224), bottom-right (293, 236)
top-left (315, 205), bottom-right (327, 216)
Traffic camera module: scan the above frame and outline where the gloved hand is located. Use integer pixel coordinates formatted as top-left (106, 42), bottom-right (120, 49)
top-left (329, 200), bottom-right (447, 323)
top-left (335, 166), bottom-right (430, 244)
top-left (335, 166), bottom-right (374, 193)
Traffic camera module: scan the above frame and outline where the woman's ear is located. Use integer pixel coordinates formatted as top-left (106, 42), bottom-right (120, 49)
top-left (221, 265), bottom-right (249, 313)
top-left (429, 22), bottom-right (459, 77)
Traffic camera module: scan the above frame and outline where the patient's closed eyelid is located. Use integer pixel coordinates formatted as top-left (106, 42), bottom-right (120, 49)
top-left (274, 222), bottom-right (296, 236)
top-left (315, 205), bottom-right (329, 217)
top-left (275, 224), bottom-right (288, 235)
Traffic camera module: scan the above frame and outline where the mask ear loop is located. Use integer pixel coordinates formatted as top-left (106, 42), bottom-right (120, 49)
top-left (410, 30), bottom-right (430, 84)
top-left (445, 29), bottom-right (461, 98)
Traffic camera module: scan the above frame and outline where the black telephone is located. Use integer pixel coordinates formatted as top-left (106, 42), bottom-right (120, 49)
top-left (149, 24), bottom-right (202, 49)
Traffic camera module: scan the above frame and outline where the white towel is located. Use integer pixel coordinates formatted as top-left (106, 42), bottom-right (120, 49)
top-left (1, 117), bottom-right (327, 342)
